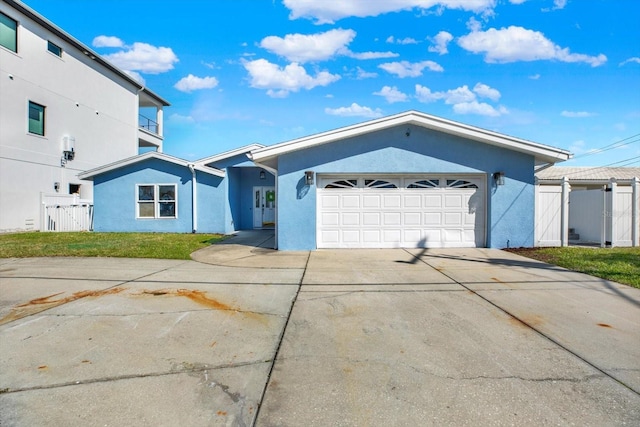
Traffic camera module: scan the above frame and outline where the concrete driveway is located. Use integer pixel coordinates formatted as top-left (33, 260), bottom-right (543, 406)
top-left (1, 233), bottom-right (639, 426)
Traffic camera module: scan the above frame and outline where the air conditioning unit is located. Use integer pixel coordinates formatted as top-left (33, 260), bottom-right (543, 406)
top-left (62, 135), bottom-right (75, 161)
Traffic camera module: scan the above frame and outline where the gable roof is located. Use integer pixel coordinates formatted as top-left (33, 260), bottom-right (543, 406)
top-left (196, 143), bottom-right (265, 166)
top-left (250, 110), bottom-right (572, 170)
top-left (78, 152), bottom-right (224, 180)
top-left (536, 166), bottom-right (640, 183)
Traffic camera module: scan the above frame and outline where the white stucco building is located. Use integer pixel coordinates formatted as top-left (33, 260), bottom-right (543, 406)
top-left (0, 0), bottom-right (169, 232)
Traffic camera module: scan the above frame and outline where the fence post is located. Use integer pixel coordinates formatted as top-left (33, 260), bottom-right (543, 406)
top-left (609, 178), bottom-right (618, 247)
top-left (560, 176), bottom-right (571, 247)
top-left (633, 177), bottom-right (639, 247)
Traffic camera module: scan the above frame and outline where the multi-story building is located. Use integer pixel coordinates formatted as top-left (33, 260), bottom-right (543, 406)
top-left (0, 0), bottom-right (169, 232)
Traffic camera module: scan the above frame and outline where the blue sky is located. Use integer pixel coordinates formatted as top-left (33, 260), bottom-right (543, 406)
top-left (25, 0), bottom-right (640, 166)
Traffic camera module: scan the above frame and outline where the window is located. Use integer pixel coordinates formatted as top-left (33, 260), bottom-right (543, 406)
top-left (0, 12), bottom-right (17, 52)
top-left (137, 184), bottom-right (177, 218)
top-left (324, 179), bottom-right (358, 189)
top-left (407, 179), bottom-right (440, 189)
top-left (28, 101), bottom-right (45, 136)
top-left (47, 40), bottom-right (62, 57)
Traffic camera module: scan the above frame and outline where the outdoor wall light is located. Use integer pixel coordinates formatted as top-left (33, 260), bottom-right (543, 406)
top-left (305, 170), bottom-right (314, 186)
top-left (259, 170), bottom-right (266, 180)
top-left (493, 171), bottom-right (505, 186)
top-left (405, 127), bottom-right (411, 137)
top-left (54, 182), bottom-right (60, 192)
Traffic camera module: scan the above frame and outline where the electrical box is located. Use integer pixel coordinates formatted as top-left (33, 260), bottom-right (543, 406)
top-left (62, 136), bottom-right (75, 160)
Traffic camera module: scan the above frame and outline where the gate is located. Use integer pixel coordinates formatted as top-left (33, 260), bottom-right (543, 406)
top-left (40, 193), bottom-right (94, 232)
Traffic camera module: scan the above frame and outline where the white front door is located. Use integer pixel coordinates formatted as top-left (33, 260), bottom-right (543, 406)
top-left (253, 186), bottom-right (276, 229)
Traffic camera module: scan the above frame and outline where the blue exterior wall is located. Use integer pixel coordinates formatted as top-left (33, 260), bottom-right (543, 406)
top-left (275, 125), bottom-right (535, 250)
top-left (92, 158), bottom-right (224, 233)
top-left (205, 153), bottom-right (275, 231)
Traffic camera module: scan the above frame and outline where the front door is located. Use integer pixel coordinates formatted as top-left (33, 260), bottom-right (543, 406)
top-left (253, 186), bottom-right (276, 228)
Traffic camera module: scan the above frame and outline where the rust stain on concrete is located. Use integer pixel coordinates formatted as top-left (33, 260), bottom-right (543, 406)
top-left (597, 323), bottom-right (612, 328)
top-left (0, 287), bottom-right (126, 326)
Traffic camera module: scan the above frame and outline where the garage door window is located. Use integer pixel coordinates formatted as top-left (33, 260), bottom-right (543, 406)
top-left (324, 179), bottom-right (358, 189)
top-left (407, 179), bottom-right (439, 189)
top-left (364, 179), bottom-right (398, 189)
top-left (447, 179), bottom-right (478, 189)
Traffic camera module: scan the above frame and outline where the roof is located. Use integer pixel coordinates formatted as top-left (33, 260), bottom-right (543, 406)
top-left (78, 152), bottom-right (225, 180)
top-left (4, 0), bottom-right (170, 107)
top-left (536, 166), bottom-right (640, 183)
top-left (250, 110), bottom-right (572, 170)
top-left (196, 143), bottom-right (265, 166)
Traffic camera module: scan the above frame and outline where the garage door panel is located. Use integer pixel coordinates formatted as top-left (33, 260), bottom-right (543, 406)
top-left (342, 195), bottom-right (360, 209)
top-left (363, 212), bottom-right (380, 226)
top-left (317, 175), bottom-right (485, 249)
top-left (342, 212), bottom-right (360, 226)
top-left (404, 212), bottom-right (421, 226)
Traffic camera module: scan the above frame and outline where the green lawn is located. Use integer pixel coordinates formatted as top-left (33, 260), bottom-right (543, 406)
top-left (507, 246), bottom-right (640, 289)
top-left (0, 232), bottom-right (225, 260)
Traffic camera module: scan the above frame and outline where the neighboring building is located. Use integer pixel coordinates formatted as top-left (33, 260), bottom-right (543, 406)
top-left (81, 111), bottom-right (572, 250)
top-left (0, 0), bottom-right (169, 232)
top-left (535, 167), bottom-right (640, 247)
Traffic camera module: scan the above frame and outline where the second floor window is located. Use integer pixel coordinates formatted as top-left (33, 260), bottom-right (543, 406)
top-left (47, 40), bottom-right (62, 57)
top-left (28, 102), bottom-right (45, 136)
top-left (0, 11), bottom-right (17, 52)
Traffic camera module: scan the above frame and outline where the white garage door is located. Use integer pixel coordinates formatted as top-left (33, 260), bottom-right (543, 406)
top-left (317, 175), bottom-right (485, 248)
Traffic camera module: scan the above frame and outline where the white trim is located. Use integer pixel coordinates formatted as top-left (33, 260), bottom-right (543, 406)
top-left (135, 183), bottom-right (178, 219)
top-left (250, 111), bottom-right (571, 167)
top-left (79, 152), bottom-right (224, 180)
top-left (196, 143), bottom-right (265, 166)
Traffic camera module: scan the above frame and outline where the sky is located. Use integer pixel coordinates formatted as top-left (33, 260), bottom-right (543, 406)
top-left (22, 0), bottom-right (640, 167)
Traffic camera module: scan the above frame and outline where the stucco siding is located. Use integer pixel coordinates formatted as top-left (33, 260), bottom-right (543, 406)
top-left (93, 159), bottom-right (195, 233)
top-left (275, 125), bottom-right (535, 250)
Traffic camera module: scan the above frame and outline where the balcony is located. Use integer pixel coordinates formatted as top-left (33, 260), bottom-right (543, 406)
top-left (138, 89), bottom-right (168, 152)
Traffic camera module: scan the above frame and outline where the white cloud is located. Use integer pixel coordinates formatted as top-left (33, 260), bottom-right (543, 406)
top-left (174, 74), bottom-right (219, 93)
top-left (428, 31), bottom-right (453, 55)
top-left (561, 111), bottom-right (596, 118)
top-left (283, 0), bottom-right (497, 24)
top-left (529, 74), bottom-right (541, 80)
top-left (453, 101), bottom-right (507, 117)
top-left (260, 29), bottom-right (354, 62)
top-left (620, 57), bottom-right (640, 66)
top-left (387, 36), bottom-right (419, 45)
top-left (373, 86), bottom-right (409, 103)
top-left (356, 67), bottom-right (378, 79)
top-left (415, 84), bottom-right (508, 116)
top-left (169, 113), bottom-right (195, 124)
top-left (325, 103), bottom-right (383, 118)
top-left (509, 0), bottom-right (527, 4)
top-left (260, 28), bottom-right (398, 62)
top-left (123, 70), bottom-right (145, 85)
top-left (92, 35), bottom-right (124, 48)
top-left (243, 59), bottom-right (340, 97)
top-left (348, 51), bottom-right (399, 60)
top-left (103, 42), bottom-right (179, 74)
top-left (379, 60), bottom-right (443, 77)
top-left (473, 83), bottom-right (500, 101)
top-left (458, 26), bottom-right (607, 67)
top-left (543, 0), bottom-right (567, 11)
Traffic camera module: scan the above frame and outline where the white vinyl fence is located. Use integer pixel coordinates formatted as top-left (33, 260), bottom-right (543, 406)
top-left (40, 193), bottom-right (94, 232)
top-left (535, 177), bottom-right (639, 247)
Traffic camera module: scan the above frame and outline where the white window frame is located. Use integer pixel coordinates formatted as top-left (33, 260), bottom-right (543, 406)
top-left (136, 184), bottom-right (178, 219)
top-left (47, 40), bottom-right (62, 57)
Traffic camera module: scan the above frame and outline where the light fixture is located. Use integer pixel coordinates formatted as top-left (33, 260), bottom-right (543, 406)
top-left (405, 127), bottom-right (411, 137)
top-left (305, 171), bottom-right (314, 186)
top-left (54, 182), bottom-right (60, 192)
top-left (493, 171), bottom-right (505, 186)
top-left (259, 170), bottom-right (266, 180)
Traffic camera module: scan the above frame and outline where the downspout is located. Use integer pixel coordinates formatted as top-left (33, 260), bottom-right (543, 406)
top-left (188, 164), bottom-right (197, 233)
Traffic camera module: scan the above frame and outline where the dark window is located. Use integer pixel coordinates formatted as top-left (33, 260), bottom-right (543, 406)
top-left (28, 102), bottom-right (45, 136)
top-left (0, 12), bottom-right (17, 52)
top-left (137, 184), bottom-right (177, 218)
top-left (47, 40), bottom-right (62, 57)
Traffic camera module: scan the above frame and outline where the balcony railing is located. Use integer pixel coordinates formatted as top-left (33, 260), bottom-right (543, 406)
top-left (139, 114), bottom-right (159, 134)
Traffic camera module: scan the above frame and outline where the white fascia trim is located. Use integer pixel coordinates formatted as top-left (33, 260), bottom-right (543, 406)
top-left (250, 110), bottom-right (572, 164)
top-left (196, 143), bottom-right (265, 166)
top-left (79, 152), bottom-right (224, 180)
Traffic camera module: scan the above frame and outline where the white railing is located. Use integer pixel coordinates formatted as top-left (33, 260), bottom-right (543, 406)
top-left (40, 193), bottom-right (94, 232)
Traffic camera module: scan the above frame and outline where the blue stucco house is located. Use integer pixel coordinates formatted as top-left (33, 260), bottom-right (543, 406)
top-left (79, 111), bottom-right (571, 250)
